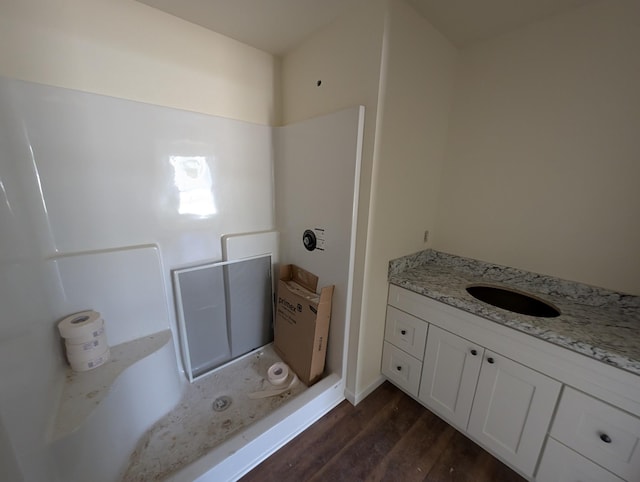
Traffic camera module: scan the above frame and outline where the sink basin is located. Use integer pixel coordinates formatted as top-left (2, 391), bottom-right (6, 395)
top-left (466, 284), bottom-right (561, 318)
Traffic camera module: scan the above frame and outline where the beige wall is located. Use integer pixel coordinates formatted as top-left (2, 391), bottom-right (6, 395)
top-left (5, 0), bottom-right (636, 411)
top-left (357, 0), bottom-right (457, 396)
top-left (0, 0), bottom-right (279, 125)
top-left (434, 0), bottom-right (640, 295)
top-left (282, 0), bottom-right (457, 399)
top-left (281, 0), bottom-right (387, 399)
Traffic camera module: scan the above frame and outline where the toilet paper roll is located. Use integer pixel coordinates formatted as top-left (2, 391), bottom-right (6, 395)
top-left (69, 348), bottom-right (110, 372)
top-left (67, 343), bottom-right (109, 364)
top-left (267, 362), bottom-right (289, 386)
top-left (58, 311), bottom-right (103, 340)
top-left (65, 323), bottom-right (105, 345)
top-left (65, 332), bottom-right (108, 358)
top-left (248, 370), bottom-right (298, 400)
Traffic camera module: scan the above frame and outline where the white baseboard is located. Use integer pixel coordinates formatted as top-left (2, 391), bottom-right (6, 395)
top-left (345, 374), bottom-right (386, 406)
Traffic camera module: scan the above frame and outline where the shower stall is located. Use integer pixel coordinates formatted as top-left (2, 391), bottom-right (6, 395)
top-left (0, 76), bottom-right (364, 481)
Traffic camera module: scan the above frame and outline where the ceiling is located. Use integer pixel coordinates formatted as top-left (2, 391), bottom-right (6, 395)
top-left (407, 0), bottom-right (595, 47)
top-left (136, 0), bottom-right (596, 55)
top-left (136, 0), bottom-right (364, 55)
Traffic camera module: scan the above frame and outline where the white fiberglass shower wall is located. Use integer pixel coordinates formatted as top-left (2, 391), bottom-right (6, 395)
top-left (275, 106), bottom-right (364, 381)
top-left (0, 76), bottom-right (364, 481)
top-left (0, 76), bottom-right (274, 480)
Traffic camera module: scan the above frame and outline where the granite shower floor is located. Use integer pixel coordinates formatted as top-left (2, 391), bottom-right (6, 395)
top-left (122, 344), bottom-right (306, 481)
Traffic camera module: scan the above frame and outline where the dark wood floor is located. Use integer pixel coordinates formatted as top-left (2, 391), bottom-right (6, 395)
top-left (241, 382), bottom-right (526, 482)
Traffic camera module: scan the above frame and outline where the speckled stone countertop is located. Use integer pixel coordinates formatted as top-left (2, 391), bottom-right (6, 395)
top-left (388, 250), bottom-right (640, 376)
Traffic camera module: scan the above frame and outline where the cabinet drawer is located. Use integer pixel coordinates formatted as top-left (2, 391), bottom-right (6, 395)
top-left (550, 387), bottom-right (640, 481)
top-left (381, 341), bottom-right (422, 397)
top-left (384, 306), bottom-right (428, 360)
top-left (536, 438), bottom-right (624, 482)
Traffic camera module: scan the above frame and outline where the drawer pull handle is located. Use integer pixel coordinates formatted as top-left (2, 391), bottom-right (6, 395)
top-left (396, 366), bottom-right (402, 371)
top-left (400, 329), bottom-right (407, 335)
top-left (600, 433), bottom-right (612, 444)
top-left (470, 349), bottom-right (478, 356)
top-left (487, 357), bottom-right (495, 364)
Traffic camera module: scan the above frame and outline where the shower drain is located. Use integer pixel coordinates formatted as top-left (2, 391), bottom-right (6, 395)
top-left (212, 396), bottom-right (232, 412)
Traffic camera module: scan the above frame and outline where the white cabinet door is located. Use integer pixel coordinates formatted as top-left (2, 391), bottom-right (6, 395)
top-left (468, 351), bottom-right (561, 478)
top-left (536, 438), bottom-right (624, 482)
top-left (418, 325), bottom-right (483, 430)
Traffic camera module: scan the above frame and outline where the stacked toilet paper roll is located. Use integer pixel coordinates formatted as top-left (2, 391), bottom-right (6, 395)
top-left (58, 310), bottom-right (110, 372)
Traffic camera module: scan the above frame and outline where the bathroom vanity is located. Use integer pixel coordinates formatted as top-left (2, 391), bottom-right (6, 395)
top-left (382, 250), bottom-right (640, 482)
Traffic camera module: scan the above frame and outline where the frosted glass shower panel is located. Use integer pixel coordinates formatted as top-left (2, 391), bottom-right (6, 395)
top-left (174, 255), bottom-right (273, 381)
top-left (226, 255), bottom-right (273, 358)
top-left (174, 263), bottom-right (229, 379)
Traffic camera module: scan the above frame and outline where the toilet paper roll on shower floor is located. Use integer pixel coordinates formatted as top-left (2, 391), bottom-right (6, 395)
top-left (267, 362), bottom-right (289, 386)
top-left (248, 362), bottom-right (298, 399)
top-left (58, 310), bottom-right (103, 340)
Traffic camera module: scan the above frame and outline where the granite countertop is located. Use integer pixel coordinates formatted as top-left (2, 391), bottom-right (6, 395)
top-left (388, 250), bottom-right (640, 376)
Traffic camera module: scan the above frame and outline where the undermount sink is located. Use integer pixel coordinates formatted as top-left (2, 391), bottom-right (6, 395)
top-left (466, 284), bottom-right (561, 318)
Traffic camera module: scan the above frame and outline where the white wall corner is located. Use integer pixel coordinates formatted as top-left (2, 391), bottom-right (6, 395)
top-left (345, 374), bottom-right (386, 406)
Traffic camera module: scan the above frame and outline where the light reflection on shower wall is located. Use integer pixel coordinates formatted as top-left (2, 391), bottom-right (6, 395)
top-left (170, 156), bottom-right (217, 217)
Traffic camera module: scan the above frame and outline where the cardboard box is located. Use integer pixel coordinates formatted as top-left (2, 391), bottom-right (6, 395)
top-left (274, 265), bottom-right (334, 386)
